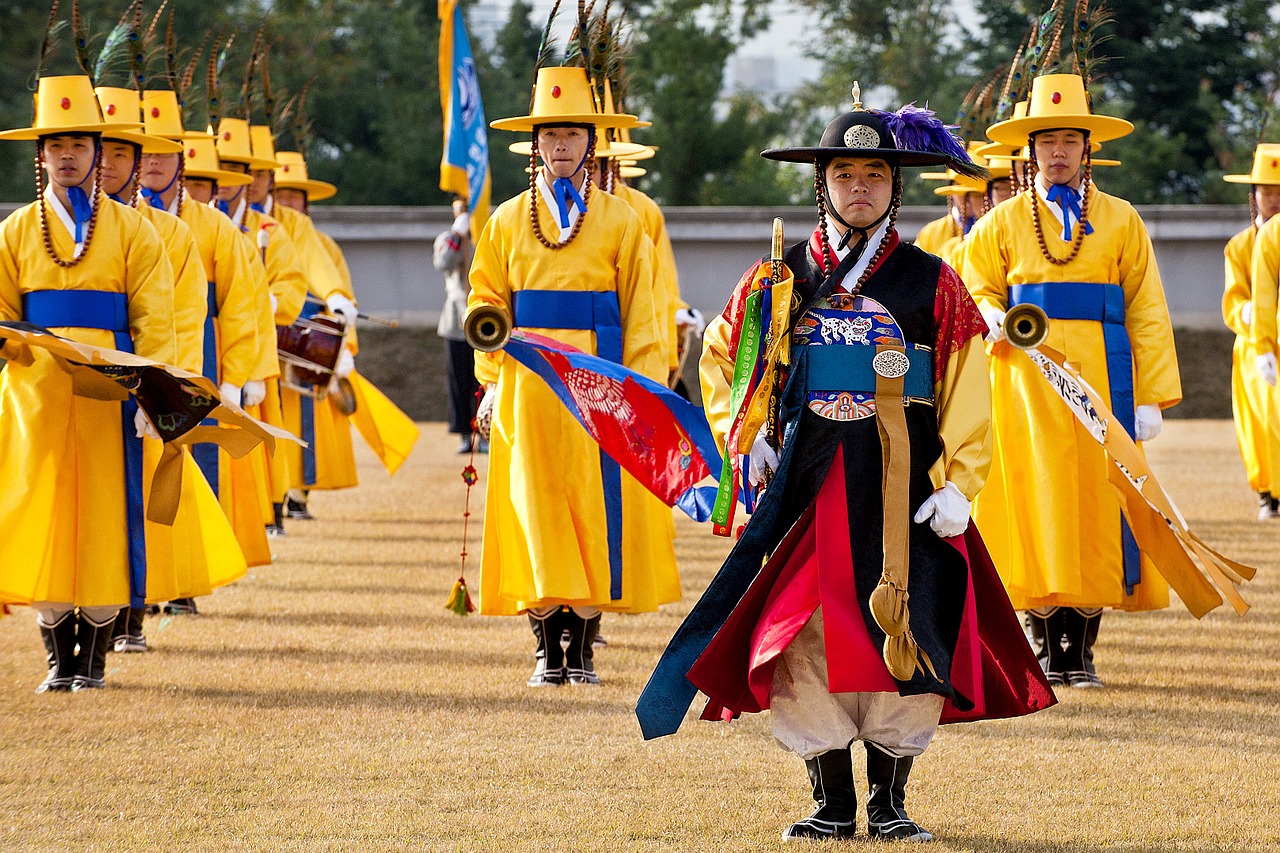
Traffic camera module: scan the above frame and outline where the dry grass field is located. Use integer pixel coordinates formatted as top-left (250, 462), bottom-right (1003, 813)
top-left (2, 420), bottom-right (1278, 852)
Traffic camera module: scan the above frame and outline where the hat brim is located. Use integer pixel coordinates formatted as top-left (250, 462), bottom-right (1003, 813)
top-left (490, 113), bottom-right (637, 132)
top-left (219, 153), bottom-right (282, 172)
top-left (277, 179), bottom-right (337, 201)
top-left (761, 147), bottom-right (951, 167)
top-left (986, 114), bottom-right (1133, 146)
top-left (185, 168), bottom-right (252, 187)
top-left (102, 130), bottom-right (184, 155)
top-left (508, 139), bottom-right (649, 159)
top-left (619, 165), bottom-right (646, 178)
top-left (0, 121), bottom-right (143, 141)
top-left (1223, 174), bottom-right (1280, 186)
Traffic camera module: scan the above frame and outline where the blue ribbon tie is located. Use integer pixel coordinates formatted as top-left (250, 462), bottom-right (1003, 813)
top-left (550, 177), bottom-right (586, 228)
top-left (1045, 184), bottom-right (1095, 242)
top-left (65, 186), bottom-right (93, 243)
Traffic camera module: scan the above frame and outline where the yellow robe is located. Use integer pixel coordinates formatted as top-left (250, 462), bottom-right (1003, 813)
top-left (179, 197), bottom-right (272, 566)
top-left (615, 184), bottom-right (679, 371)
top-left (913, 213), bottom-right (960, 255)
top-left (0, 194), bottom-right (175, 607)
top-left (468, 187), bottom-right (677, 615)
top-left (316, 228), bottom-right (420, 476)
top-left (1224, 225), bottom-right (1280, 494)
top-left (962, 187), bottom-right (1182, 611)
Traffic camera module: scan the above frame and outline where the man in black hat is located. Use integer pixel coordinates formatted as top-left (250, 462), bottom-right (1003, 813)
top-left (636, 87), bottom-right (1054, 843)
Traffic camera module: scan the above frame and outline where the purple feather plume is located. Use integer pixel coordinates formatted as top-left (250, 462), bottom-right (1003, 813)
top-left (877, 103), bottom-right (989, 180)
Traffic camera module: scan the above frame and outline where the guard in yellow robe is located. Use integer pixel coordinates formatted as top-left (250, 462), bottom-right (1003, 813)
top-left (92, 85), bottom-right (250, 649)
top-left (471, 66), bottom-right (675, 686)
top-left (912, 211), bottom-right (959, 255)
top-left (0, 75), bottom-right (176, 692)
top-left (964, 73), bottom-right (1181, 688)
top-left (138, 91), bottom-right (272, 564)
top-left (1222, 145), bottom-right (1280, 518)
top-left (274, 151), bottom-right (421, 477)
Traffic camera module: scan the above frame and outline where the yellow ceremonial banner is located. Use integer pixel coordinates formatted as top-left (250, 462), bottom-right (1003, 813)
top-left (348, 371), bottom-right (420, 476)
top-left (1019, 343), bottom-right (1255, 617)
top-left (0, 323), bottom-right (304, 525)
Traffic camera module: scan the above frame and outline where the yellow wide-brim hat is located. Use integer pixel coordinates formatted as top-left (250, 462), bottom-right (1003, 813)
top-left (183, 133), bottom-right (253, 186)
top-left (619, 162), bottom-right (646, 178)
top-left (987, 150), bottom-right (1121, 168)
top-left (986, 74), bottom-right (1133, 146)
top-left (140, 90), bottom-right (191, 140)
top-left (0, 75), bottom-right (142, 141)
top-left (508, 138), bottom-right (649, 159)
top-left (249, 125), bottom-right (283, 171)
top-left (274, 150), bottom-right (338, 201)
top-left (93, 87), bottom-right (183, 154)
top-left (1224, 144), bottom-right (1280, 185)
top-left (491, 67), bottom-right (637, 132)
top-left (214, 117), bottom-right (280, 171)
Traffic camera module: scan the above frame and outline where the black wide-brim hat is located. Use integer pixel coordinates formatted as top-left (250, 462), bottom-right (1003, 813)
top-left (763, 104), bottom-right (987, 179)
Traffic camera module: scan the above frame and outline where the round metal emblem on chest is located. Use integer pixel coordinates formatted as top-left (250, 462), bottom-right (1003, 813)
top-left (844, 124), bottom-right (881, 149)
top-left (872, 349), bottom-right (911, 379)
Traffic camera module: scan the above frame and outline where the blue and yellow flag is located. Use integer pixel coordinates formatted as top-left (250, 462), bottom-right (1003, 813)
top-left (438, 0), bottom-right (491, 240)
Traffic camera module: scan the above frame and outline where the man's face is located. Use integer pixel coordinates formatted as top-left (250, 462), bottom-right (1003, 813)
top-left (98, 141), bottom-right (138, 197)
top-left (248, 169), bottom-right (272, 205)
top-left (276, 187), bottom-right (308, 212)
top-left (1257, 185), bottom-right (1280, 222)
top-left (989, 178), bottom-right (1014, 206)
top-left (41, 134), bottom-right (98, 190)
top-left (1032, 129), bottom-right (1086, 186)
top-left (537, 126), bottom-right (590, 181)
top-left (218, 161), bottom-right (249, 202)
top-left (959, 191), bottom-right (984, 221)
top-left (823, 157), bottom-right (893, 231)
top-left (139, 153), bottom-right (180, 193)
top-left (186, 178), bottom-right (216, 204)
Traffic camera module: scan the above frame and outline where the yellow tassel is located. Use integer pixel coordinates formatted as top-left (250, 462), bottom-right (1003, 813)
top-left (444, 577), bottom-right (476, 616)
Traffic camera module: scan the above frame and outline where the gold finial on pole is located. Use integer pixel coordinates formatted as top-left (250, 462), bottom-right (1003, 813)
top-left (852, 81), bottom-right (862, 111)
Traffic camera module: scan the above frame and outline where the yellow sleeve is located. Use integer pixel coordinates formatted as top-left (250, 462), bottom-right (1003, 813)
top-left (616, 216), bottom-right (663, 382)
top-left (927, 335), bottom-right (992, 500)
top-left (1223, 231), bottom-right (1252, 337)
top-left (213, 219), bottom-right (263, 387)
top-left (1118, 208), bottom-right (1181, 409)
top-left (125, 214), bottom-right (177, 364)
top-left (248, 254), bottom-right (279, 382)
top-left (466, 211), bottom-right (510, 387)
top-left (698, 313), bottom-right (734, 458)
top-left (0, 213), bottom-right (21, 322)
top-left (653, 227), bottom-right (681, 371)
top-left (1251, 218), bottom-right (1280, 355)
top-left (959, 215), bottom-right (1009, 314)
top-left (163, 217), bottom-right (208, 374)
top-left (294, 217), bottom-right (348, 302)
top-left (260, 220), bottom-right (309, 326)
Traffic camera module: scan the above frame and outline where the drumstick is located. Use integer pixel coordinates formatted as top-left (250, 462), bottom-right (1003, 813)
top-left (303, 294), bottom-right (400, 328)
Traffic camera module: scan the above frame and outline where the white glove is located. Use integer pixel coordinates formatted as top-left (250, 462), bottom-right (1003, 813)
top-left (476, 383), bottom-right (497, 440)
top-left (1242, 301), bottom-right (1254, 328)
top-left (747, 433), bottom-right (779, 489)
top-left (326, 293), bottom-right (359, 328)
top-left (269, 293), bottom-right (279, 314)
top-left (912, 481), bottom-right (971, 539)
top-left (981, 307), bottom-right (1006, 344)
top-left (452, 211), bottom-right (471, 236)
top-left (1134, 404), bottom-right (1163, 442)
top-left (242, 380), bottom-right (267, 407)
top-left (1258, 353), bottom-right (1278, 387)
top-left (134, 407), bottom-right (159, 439)
top-left (335, 349), bottom-right (355, 379)
top-left (675, 307), bottom-right (706, 337)
top-left (219, 382), bottom-right (242, 408)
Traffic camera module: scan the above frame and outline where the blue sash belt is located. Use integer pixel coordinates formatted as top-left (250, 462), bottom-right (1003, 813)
top-left (292, 300), bottom-right (320, 487)
top-left (513, 289), bottom-right (625, 601)
top-left (23, 289), bottom-right (147, 608)
top-left (193, 282), bottom-right (220, 496)
top-left (805, 344), bottom-right (934, 400)
top-left (1009, 281), bottom-right (1141, 593)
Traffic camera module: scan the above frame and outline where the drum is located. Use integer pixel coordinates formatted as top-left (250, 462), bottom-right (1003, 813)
top-left (276, 314), bottom-right (347, 396)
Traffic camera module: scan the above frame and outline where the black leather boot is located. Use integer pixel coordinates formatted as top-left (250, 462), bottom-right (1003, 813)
top-left (286, 490), bottom-right (314, 520)
top-left (36, 611), bottom-right (77, 694)
top-left (866, 742), bottom-right (932, 842)
top-left (783, 748), bottom-right (856, 841)
top-left (72, 611), bottom-right (116, 690)
top-left (164, 597), bottom-right (199, 615)
top-left (267, 502), bottom-right (287, 536)
top-left (1063, 608), bottom-right (1104, 688)
top-left (111, 607), bottom-right (147, 653)
top-left (526, 610), bottom-right (566, 687)
top-left (1027, 608), bottom-right (1066, 686)
top-left (565, 611), bottom-right (601, 685)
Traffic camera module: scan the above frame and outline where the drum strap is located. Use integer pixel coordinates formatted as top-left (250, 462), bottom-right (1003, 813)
top-left (23, 289), bottom-right (148, 608)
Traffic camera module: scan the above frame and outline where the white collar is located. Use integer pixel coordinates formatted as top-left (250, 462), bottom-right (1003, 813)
top-left (261, 195), bottom-right (274, 216)
top-left (832, 218), bottom-right (891, 293)
top-left (535, 170), bottom-right (587, 243)
top-left (229, 195), bottom-right (247, 228)
top-left (43, 186), bottom-right (89, 258)
top-left (1035, 174), bottom-right (1073, 230)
